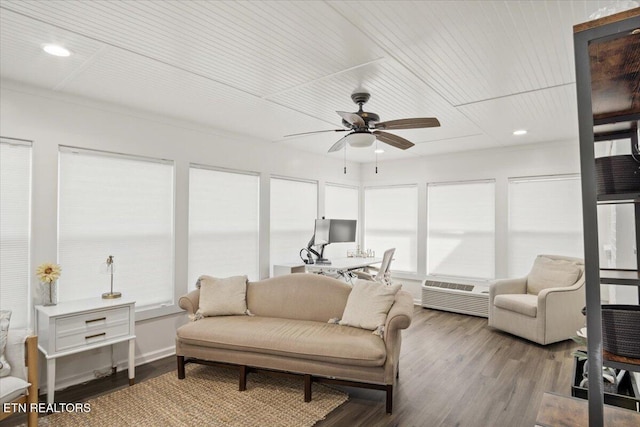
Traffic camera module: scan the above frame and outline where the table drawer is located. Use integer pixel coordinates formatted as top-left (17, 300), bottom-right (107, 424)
top-left (55, 307), bottom-right (130, 352)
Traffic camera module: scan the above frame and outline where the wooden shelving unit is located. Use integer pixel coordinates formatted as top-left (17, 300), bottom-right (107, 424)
top-left (574, 8), bottom-right (640, 427)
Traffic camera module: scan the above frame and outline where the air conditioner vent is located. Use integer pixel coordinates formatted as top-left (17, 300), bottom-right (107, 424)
top-left (423, 281), bottom-right (475, 292)
top-left (421, 279), bottom-right (489, 318)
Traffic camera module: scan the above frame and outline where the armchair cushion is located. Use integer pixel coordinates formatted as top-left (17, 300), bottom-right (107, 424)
top-left (494, 294), bottom-right (538, 318)
top-left (527, 256), bottom-right (580, 295)
top-left (0, 311), bottom-right (11, 377)
top-left (0, 376), bottom-right (30, 404)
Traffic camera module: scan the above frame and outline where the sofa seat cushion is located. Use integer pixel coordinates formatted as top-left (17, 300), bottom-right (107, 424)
top-left (494, 294), bottom-right (538, 318)
top-left (177, 316), bottom-right (386, 367)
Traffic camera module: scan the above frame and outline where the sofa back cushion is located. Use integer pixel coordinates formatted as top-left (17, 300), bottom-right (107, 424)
top-left (247, 274), bottom-right (351, 322)
top-left (527, 255), bottom-right (581, 295)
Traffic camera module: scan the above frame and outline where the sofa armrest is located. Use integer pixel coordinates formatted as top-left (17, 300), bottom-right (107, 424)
top-left (178, 289), bottom-right (201, 315)
top-left (384, 291), bottom-right (413, 340)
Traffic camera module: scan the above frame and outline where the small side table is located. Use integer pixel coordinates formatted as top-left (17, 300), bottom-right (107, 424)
top-left (35, 298), bottom-right (136, 405)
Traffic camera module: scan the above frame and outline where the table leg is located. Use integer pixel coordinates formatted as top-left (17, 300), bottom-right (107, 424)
top-left (128, 338), bottom-right (135, 386)
top-left (47, 358), bottom-right (56, 405)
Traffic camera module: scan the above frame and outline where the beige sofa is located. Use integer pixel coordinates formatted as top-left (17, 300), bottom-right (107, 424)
top-left (176, 273), bottom-right (413, 413)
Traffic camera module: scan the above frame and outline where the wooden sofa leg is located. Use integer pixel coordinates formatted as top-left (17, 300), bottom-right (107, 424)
top-left (239, 365), bottom-right (248, 391)
top-left (304, 374), bottom-right (312, 402)
top-left (177, 356), bottom-right (185, 379)
top-left (386, 384), bottom-right (393, 414)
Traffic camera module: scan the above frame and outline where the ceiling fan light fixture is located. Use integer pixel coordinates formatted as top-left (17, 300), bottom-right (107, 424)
top-left (513, 129), bottom-right (528, 136)
top-left (374, 148), bottom-right (385, 154)
top-left (346, 132), bottom-right (376, 148)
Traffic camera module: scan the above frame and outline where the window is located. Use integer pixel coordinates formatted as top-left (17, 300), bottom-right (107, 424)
top-left (364, 185), bottom-right (418, 273)
top-left (58, 147), bottom-right (174, 309)
top-left (427, 181), bottom-right (495, 279)
top-left (0, 139), bottom-right (31, 328)
top-left (189, 166), bottom-right (260, 288)
top-left (508, 175), bottom-right (583, 277)
top-left (270, 177), bottom-right (317, 274)
top-left (324, 184), bottom-right (359, 260)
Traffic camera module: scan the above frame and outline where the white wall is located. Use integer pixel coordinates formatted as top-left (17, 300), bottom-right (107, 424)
top-left (0, 81), bottom-right (360, 390)
top-left (360, 140), bottom-right (583, 301)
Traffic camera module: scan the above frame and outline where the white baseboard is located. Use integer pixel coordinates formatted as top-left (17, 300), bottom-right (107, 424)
top-left (45, 346), bottom-right (176, 393)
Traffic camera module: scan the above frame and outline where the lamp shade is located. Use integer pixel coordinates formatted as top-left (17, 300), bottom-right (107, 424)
top-left (346, 132), bottom-right (376, 148)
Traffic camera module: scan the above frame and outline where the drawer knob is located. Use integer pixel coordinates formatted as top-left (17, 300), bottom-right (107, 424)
top-left (85, 332), bottom-right (106, 340)
top-left (85, 317), bottom-right (106, 324)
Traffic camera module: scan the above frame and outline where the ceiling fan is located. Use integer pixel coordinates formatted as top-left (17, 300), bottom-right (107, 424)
top-left (285, 91), bottom-right (441, 153)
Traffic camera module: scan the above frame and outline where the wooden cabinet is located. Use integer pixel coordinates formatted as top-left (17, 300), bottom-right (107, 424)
top-left (573, 8), bottom-right (640, 426)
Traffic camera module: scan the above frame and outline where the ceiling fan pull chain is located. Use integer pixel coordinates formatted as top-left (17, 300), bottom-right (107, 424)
top-left (375, 140), bottom-right (378, 174)
top-left (344, 144), bottom-right (347, 174)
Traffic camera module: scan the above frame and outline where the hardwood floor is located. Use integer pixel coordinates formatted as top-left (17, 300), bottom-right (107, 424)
top-left (1, 307), bottom-right (579, 427)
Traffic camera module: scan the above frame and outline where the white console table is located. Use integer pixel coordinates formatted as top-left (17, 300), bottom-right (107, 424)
top-left (35, 297), bottom-right (136, 404)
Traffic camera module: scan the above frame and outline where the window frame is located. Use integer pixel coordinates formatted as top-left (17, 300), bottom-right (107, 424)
top-left (0, 137), bottom-right (33, 328)
top-left (363, 184), bottom-right (419, 274)
top-left (426, 179), bottom-right (496, 280)
top-left (507, 173), bottom-right (583, 277)
top-left (57, 146), bottom-right (178, 320)
top-left (188, 163), bottom-right (261, 289)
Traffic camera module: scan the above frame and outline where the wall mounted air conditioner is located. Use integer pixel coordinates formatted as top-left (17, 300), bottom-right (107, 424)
top-left (421, 279), bottom-right (489, 318)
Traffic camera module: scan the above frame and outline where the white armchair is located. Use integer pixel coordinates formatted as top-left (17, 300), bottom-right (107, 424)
top-left (488, 255), bottom-right (585, 345)
top-left (0, 330), bottom-right (38, 426)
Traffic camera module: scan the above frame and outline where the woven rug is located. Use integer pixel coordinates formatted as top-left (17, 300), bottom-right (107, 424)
top-left (35, 364), bottom-right (348, 426)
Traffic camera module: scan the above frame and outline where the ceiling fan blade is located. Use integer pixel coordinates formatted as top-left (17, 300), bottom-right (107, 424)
top-left (373, 131), bottom-right (415, 150)
top-left (283, 129), bottom-right (349, 138)
top-left (328, 135), bottom-right (349, 153)
top-left (336, 111), bottom-right (365, 127)
top-left (375, 117), bottom-right (440, 130)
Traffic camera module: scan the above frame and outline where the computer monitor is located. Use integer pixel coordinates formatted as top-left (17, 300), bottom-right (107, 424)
top-left (313, 219), bottom-right (331, 246)
top-left (329, 219), bottom-right (357, 243)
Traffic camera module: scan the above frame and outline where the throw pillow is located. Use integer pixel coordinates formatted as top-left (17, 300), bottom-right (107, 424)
top-left (339, 279), bottom-right (401, 336)
top-left (196, 275), bottom-right (248, 317)
top-left (0, 310), bottom-right (11, 377)
top-left (527, 256), bottom-right (581, 295)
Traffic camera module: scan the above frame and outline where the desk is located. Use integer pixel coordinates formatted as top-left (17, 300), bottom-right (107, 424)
top-left (35, 297), bottom-right (136, 404)
top-left (305, 257), bottom-right (382, 275)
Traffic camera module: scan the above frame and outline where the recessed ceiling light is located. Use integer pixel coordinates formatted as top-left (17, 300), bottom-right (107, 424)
top-left (513, 129), bottom-right (528, 136)
top-left (374, 148), bottom-right (385, 154)
top-left (42, 44), bottom-right (71, 57)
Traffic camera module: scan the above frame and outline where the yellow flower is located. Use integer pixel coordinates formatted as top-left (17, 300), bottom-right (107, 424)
top-left (36, 262), bottom-right (61, 284)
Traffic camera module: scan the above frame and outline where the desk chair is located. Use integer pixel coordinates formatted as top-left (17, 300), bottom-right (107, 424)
top-left (353, 248), bottom-right (395, 285)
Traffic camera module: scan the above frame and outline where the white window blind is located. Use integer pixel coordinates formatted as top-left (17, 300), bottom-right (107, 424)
top-left (189, 166), bottom-right (260, 289)
top-left (0, 139), bottom-right (31, 328)
top-left (324, 184), bottom-right (359, 260)
top-left (58, 148), bottom-right (174, 308)
top-left (427, 181), bottom-right (495, 279)
top-left (364, 185), bottom-right (418, 273)
top-left (270, 177), bottom-right (317, 274)
top-left (508, 175), bottom-right (583, 277)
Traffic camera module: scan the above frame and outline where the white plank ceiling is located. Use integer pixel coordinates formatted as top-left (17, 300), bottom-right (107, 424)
top-left (0, 1), bottom-right (612, 162)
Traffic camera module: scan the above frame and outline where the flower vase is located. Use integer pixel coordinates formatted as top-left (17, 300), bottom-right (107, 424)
top-left (579, 360), bottom-right (618, 394)
top-left (41, 281), bottom-right (58, 306)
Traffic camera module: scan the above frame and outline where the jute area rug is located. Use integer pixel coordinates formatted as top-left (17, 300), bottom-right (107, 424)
top-left (36, 364), bottom-right (348, 426)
